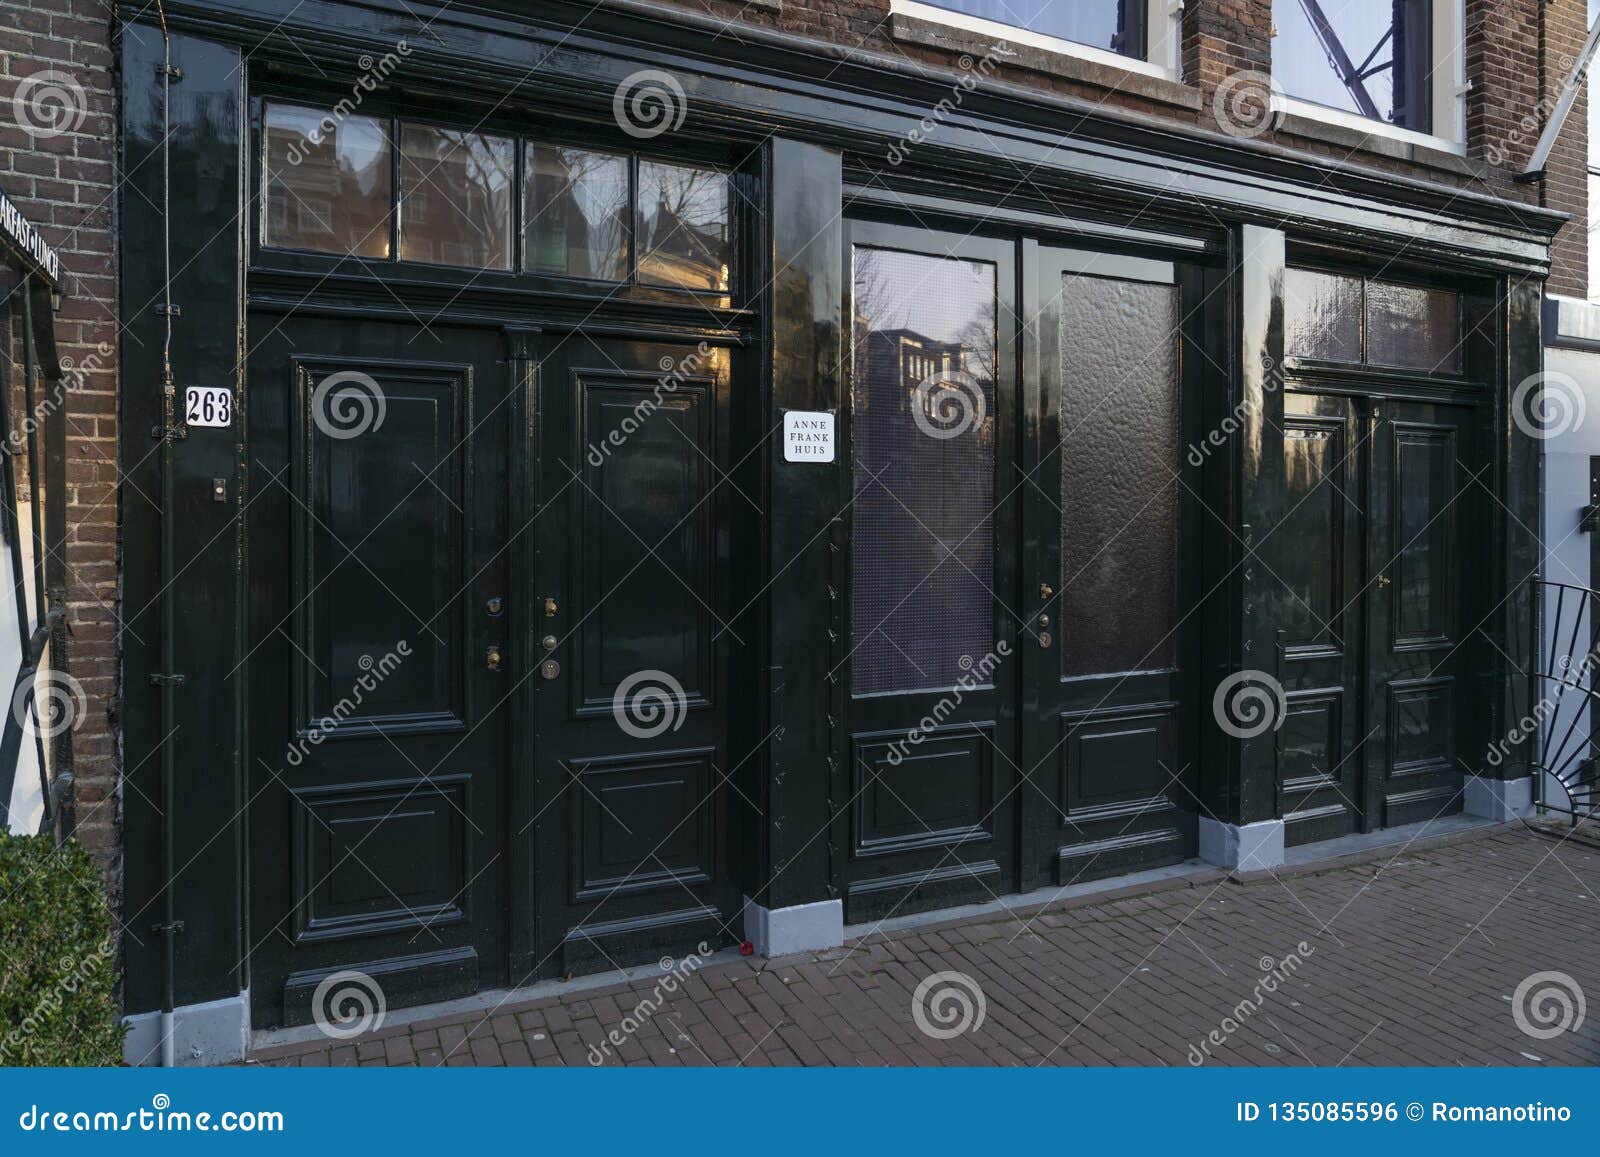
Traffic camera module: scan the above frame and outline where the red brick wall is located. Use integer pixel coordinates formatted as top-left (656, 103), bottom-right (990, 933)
top-left (0, 0), bottom-right (120, 887)
top-left (1540, 0), bottom-right (1589, 299)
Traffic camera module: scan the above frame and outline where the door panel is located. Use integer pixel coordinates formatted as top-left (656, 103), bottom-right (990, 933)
top-left (1020, 249), bottom-right (1199, 890)
top-left (840, 223), bottom-right (1018, 921)
top-left (246, 316), bottom-right (509, 1028)
top-left (524, 334), bottom-right (737, 977)
top-left (1272, 393), bottom-right (1365, 845)
top-left (1369, 400), bottom-right (1476, 825)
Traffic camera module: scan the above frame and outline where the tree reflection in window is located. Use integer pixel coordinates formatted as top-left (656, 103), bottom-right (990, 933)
top-left (636, 161), bottom-right (730, 292)
top-left (525, 144), bottom-right (628, 281)
top-left (399, 124), bottom-right (514, 270)
top-left (263, 105), bottom-right (392, 258)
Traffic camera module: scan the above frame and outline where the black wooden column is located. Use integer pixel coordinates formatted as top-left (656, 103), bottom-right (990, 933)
top-left (749, 139), bottom-right (843, 914)
top-left (1226, 225), bottom-right (1287, 828)
top-left (119, 24), bottom-right (246, 1018)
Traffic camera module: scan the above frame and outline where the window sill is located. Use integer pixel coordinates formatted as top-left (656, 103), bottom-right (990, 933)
top-left (1269, 99), bottom-right (1485, 180)
top-left (888, 13), bottom-right (1202, 113)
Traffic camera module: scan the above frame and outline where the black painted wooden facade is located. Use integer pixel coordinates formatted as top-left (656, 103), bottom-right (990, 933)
top-left (115, 0), bottom-right (1556, 1028)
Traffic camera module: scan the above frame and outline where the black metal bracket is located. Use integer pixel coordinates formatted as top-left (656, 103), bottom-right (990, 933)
top-left (148, 673), bottom-right (186, 687)
top-left (1580, 504), bottom-right (1599, 533)
top-left (155, 64), bottom-right (183, 81)
top-left (149, 423), bottom-right (188, 442)
top-left (154, 303), bottom-right (182, 317)
top-left (151, 920), bottom-right (186, 934)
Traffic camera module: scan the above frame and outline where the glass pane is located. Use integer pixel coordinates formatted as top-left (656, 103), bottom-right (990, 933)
top-left (637, 161), bottom-right (730, 291)
top-left (1366, 281), bottom-right (1461, 372)
top-left (1278, 420), bottom-right (1343, 651)
top-left (1272, 0), bottom-right (1427, 129)
top-left (1394, 428), bottom-right (1457, 642)
top-left (851, 247), bottom-right (996, 696)
top-left (524, 143), bottom-right (628, 281)
top-left (1284, 268), bottom-right (1362, 362)
top-left (263, 105), bottom-right (392, 258)
top-left (399, 124), bottom-right (513, 269)
top-left (920, 1), bottom-right (1133, 56)
top-left (1060, 277), bottom-right (1179, 677)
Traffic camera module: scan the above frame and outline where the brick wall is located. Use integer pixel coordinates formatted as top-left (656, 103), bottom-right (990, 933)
top-left (1540, 0), bottom-right (1590, 300)
top-left (0, 0), bottom-right (120, 888)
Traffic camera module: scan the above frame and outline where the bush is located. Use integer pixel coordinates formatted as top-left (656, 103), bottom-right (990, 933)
top-left (0, 831), bottom-right (123, 1065)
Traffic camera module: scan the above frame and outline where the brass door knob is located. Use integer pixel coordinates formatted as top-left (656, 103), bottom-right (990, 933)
top-left (485, 644), bottom-right (503, 671)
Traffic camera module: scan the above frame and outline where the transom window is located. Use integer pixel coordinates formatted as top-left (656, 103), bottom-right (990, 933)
top-left (1272, 0), bottom-right (1435, 133)
top-left (261, 102), bottom-right (731, 292)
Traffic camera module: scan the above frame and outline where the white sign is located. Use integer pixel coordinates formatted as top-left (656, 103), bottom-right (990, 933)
top-left (783, 410), bottom-right (834, 463)
top-left (184, 386), bottom-right (233, 428)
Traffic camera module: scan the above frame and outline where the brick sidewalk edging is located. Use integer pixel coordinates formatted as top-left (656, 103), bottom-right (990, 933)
top-left (247, 824), bottom-right (1600, 1067)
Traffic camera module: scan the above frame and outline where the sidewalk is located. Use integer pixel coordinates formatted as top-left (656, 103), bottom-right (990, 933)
top-left (248, 823), bottom-right (1600, 1067)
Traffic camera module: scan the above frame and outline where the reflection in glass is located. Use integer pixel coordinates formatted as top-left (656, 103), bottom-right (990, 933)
top-left (525, 144), bottom-right (628, 280)
top-left (399, 124), bottom-right (514, 269)
top-left (1366, 281), bottom-right (1461, 373)
top-left (1060, 277), bottom-right (1179, 677)
top-left (1284, 268), bottom-right (1362, 362)
top-left (1395, 431), bottom-right (1456, 641)
top-left (637, 161), bottom-right (730, 291)
top-left (851, 246), bottom-right (996, 696)
top-left (1270, 0), bottom-right (1430, 131)
top-left (1279, 422), bottom-right (1342, 651)
top-left (263, 105), bottom-right (392, 258)
top-left (920, 1), bottom-right (1134, 57)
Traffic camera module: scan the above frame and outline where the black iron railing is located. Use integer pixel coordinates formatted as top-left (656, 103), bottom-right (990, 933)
top-left (1527, 578), bottom-right (1600, 826)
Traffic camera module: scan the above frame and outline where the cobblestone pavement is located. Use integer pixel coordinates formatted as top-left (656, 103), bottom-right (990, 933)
top-left (248, 824), bottom-right (1600, 1067)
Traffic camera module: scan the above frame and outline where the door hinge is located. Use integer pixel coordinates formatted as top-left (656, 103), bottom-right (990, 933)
top-left (151, 920), bottom-right (185, 935)
top-left (148, 673), bottom-right (187, 687)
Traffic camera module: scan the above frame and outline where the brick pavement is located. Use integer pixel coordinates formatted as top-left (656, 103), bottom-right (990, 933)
top-left (247, 825), bottom-right (1600, 1067)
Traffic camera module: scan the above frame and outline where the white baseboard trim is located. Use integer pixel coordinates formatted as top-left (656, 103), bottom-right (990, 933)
top-left (1199, 817), bottom-right (1286, 871)
top-left (1463, 774), bottom-right (1533, 821)
top-left (743, 896), bottom-right (844, 957)
top-left (123, 990), bottom-right (250, 1067)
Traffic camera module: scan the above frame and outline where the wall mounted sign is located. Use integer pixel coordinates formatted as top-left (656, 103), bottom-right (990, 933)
top-left (783, 410), bottom-right (835, 463)
top-left (0, 186), bottom-right (62, 285)
top-left (185, 386), bottom-right (233, 428)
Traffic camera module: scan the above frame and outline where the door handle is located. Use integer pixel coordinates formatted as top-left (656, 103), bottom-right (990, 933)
top-left (485, 644), bottom-right (503, 671)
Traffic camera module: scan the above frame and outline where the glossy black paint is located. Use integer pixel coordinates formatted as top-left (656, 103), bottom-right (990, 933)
top-left (112, 0), bottom-right (1556, 1019)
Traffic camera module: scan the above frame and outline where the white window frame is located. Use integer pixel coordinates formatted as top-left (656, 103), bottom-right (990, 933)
top-left (1269, 0), bottom-right (1467, 155)
top-left (891, 0), bottom-right (1183, 82)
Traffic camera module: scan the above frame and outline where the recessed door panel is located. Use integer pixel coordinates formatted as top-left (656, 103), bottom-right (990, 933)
top-left (247, 318), bottom-right (510, 1029)
top-left (841, 222), bottom-right (1018, 920)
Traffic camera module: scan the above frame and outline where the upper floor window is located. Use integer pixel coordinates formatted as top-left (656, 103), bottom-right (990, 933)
top-left (892, 1), bottom-right (1179, 76)
top-left (1272, 1), bottom-right (1450, 137)
top-left (916, 1), bottom-right (1144, 58)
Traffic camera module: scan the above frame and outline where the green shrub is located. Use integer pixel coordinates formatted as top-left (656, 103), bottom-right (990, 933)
top-left (0, 831), bottom-right (123, 1065)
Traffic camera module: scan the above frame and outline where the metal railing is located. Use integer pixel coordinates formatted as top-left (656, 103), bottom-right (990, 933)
top-left (1527, 578), bottom-right (1600, 826)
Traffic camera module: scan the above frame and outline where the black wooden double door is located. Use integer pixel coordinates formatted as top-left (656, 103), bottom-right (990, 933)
top-left (246, 316), bottom-right (736, 1027)
top-left (839, 223), bottom-right (1203, 923)
top-left (1269, 390), bottom-right (1482, 843)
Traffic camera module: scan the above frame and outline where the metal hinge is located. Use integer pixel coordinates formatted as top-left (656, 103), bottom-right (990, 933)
top-left (151, 920), bottom-right (186, 934)
top-left (148, 673), bottom-right (187, 687)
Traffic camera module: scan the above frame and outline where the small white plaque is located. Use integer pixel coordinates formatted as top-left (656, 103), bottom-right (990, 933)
top-left (184, 386), bottom-right (233, 428)
top-left (783, 410), bottom-right (835, 463)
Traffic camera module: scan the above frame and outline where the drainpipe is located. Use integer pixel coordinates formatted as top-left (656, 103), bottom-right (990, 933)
top-left (153, 0), bottom-right (182, 1069)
